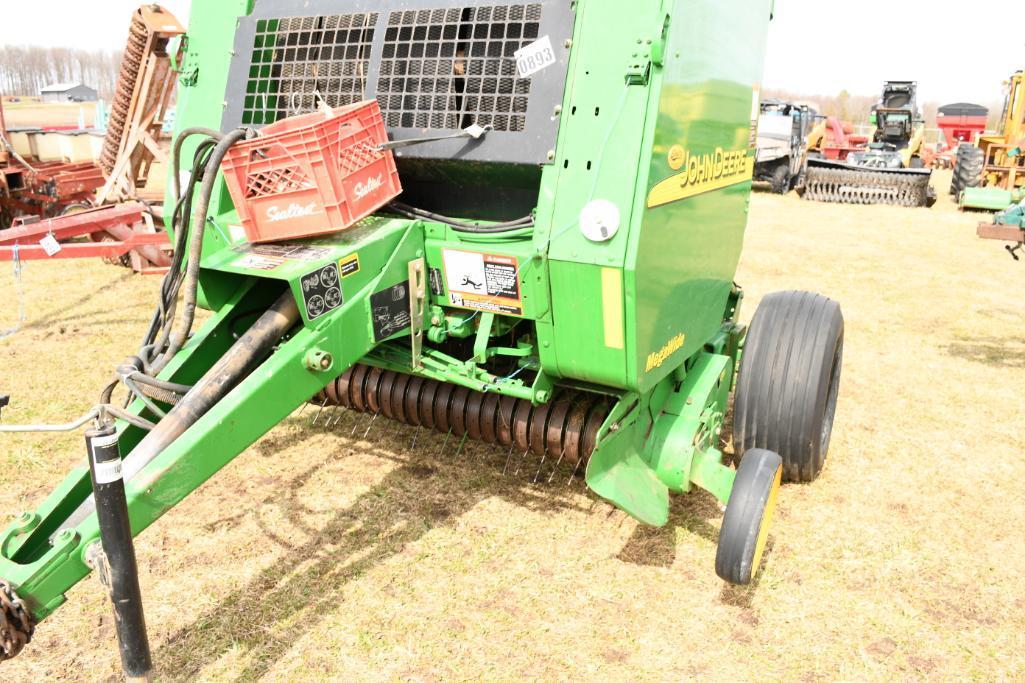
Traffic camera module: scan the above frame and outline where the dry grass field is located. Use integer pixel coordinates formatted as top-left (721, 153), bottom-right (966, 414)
top-left (1, 170), bottom-right (1023, 680)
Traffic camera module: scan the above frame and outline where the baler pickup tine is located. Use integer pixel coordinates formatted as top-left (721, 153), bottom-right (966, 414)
top-left (362, 413), bottom-right (378, 441)
top-left (312, 397), bottom-right (328, 426)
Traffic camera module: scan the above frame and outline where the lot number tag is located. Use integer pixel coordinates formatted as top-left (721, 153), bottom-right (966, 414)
top-left (515, 36), bottom-right (556, 78)
top-left (39, 234), bottom-right (61, 257)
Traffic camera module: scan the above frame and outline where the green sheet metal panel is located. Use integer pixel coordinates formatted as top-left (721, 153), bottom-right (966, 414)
top-left (537, 0), bottom-right (770, 392)
top-left (629, 0), bottom-right (771, 393)
top-left (535, 0), bottom-right (663, 389)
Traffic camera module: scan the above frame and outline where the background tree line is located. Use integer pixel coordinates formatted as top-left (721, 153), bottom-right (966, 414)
top-left (0, 46), bottom-right (121, 99)
top-left (764, 87), bottom-right (1004, 129)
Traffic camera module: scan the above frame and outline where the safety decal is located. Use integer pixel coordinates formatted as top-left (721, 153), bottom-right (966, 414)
top-left (428, 267), bottom-right (444, 296)
top-left (234, 243), bottom-right (334, 261)
top-left (339, 252), bottom-right (361, 278)
top-left (442, 249), bottom-right (523, 316)
top-left (371, 282), bottom-right (411, 341)
top-left (235, 254), bottom-right (286, 271)
top-left (299, 263), bottom-right (343, 320)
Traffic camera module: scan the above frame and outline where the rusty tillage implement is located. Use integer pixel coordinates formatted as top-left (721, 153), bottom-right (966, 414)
top-left (97, 4), bottom-right (185, 204)
top-left (0, 157), bottom-right (104, 225)
top-left (0, 0), bottom-right (844, 676)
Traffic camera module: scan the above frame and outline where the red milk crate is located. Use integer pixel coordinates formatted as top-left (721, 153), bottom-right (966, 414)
top-left (220, 100), bottom-right (401, 243)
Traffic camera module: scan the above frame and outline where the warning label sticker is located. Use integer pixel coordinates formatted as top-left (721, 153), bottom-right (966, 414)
top-left (299, 263), bottom-right (343, 320)
top-left (233, 242), bottom-right (333, 262)
top-left (442, 249), bottom-right (522, 316)
top-left (93, 459), bottom-right (123, 484)
top-left (371, 282), bottom-right (411, 341)
top-left (235, 254), bottom-right (287, 271)
top-left (231, 243), bottom-right (336, 272)
top-left (339, 253), bottom-right (361, 278)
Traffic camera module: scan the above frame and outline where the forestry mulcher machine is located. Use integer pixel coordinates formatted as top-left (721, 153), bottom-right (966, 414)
top-left (0, 0), bottom-right (844, 674)
top-left (804, 81), bottom-right (934, 207)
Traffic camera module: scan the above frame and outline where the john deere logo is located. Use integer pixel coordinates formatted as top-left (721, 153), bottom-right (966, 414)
top-left (668, 145), bottom-right (686, 170)
top-left (648, 146), bottom-right (754, 208)
top-left (646, 333), bottom-right (685, 372)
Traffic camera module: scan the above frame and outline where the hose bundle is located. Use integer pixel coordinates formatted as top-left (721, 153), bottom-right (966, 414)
top-left (100, 126), bottom-right (254, 413)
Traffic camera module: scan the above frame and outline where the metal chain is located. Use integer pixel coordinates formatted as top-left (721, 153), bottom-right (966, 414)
top-left (0, 579), bottom-right (34, 661)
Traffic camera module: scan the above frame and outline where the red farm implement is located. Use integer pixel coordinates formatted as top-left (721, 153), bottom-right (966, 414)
top-left (806, 116), bottom-right (869, 162)
top-left (931, 103), bottom-right (988, 169)
top-left (0, 160), bottom-right (104, 221)
top-left (0, 202), bottom-right (171, 274)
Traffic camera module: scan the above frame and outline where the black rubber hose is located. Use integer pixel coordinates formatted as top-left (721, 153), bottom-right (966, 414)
top-left (125, 373), bottom-right (193, 395)
top-left (138, 140), bottom-right (216, 364)
top-left (60, 290), bottom-right (300, 533)
top-left (170, 127), bottom-right (224, 200)
top-left (133, 382), bottom-right (183, 407)
top-left (388, 202), bottom-right (534, 233)
top-left (150, 128), bottom-right (250, 375)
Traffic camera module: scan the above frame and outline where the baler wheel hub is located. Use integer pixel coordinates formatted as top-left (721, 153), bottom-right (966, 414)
top-left (0, 579), bottom-right (34, 661)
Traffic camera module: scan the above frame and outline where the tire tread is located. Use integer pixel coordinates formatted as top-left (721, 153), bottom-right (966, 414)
top-left (734, 291), bottom-right (844, 483)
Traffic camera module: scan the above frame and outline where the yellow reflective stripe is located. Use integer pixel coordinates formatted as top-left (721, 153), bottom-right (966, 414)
top-left (600, 267), bottom-right (625, 350)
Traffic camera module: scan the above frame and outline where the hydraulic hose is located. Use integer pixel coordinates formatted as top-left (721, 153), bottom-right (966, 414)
top-left (149, 128), bottom-right (250, 375)
top-left (59, 289), bottom-right (300, 532)
top-left (170, 127), bottom-right (224, 200)
top-left (137, 137), bottom-right (215, 371)
top-left (389, 201), bottom-right (534, 234)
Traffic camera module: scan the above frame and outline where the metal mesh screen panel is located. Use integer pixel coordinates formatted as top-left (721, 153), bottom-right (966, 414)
top-left (226, 0), bottom-right (574, 167)
top-left (243, 13), bottom-right (377, 125)
top-left (378, 4), bottom-right (541, 132)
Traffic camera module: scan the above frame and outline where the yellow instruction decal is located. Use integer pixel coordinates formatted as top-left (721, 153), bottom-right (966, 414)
top-left (339, 252), bottom-right (361, 278)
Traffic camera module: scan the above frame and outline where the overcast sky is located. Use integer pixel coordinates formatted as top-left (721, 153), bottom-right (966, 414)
top-left (0, 0), bottom-right (1020, 105)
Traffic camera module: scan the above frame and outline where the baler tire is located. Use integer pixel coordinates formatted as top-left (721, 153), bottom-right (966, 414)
top-left (732, 291), bottom-right (844, 483)
top-left (715, 448), bottom-right (783, 585)
top-left (951, 145), bottom-right (984, 196)
top-left (770, 163), bottom-right (790, 195)
top-left (950, 146), bottom-right (969, 194)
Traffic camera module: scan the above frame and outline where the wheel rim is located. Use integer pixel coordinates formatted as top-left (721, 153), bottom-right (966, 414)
top-left (818, 337), bottom-right (843, 456)
top-left (751, 464), bottom-right (783, 573)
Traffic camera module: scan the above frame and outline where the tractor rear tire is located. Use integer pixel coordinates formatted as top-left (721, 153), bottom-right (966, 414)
top-left (715, 448), bottom-right (783, 585)
top-left (770, 163), bottom-right (790, 195)
top-left (733, 291), bottom-right (844, 483)
top-left (951, 145), bottom-right (984, 196)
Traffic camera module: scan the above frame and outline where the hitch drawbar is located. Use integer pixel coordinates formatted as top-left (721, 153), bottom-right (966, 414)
top-left (84, 425), bottom-right (153, 682)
